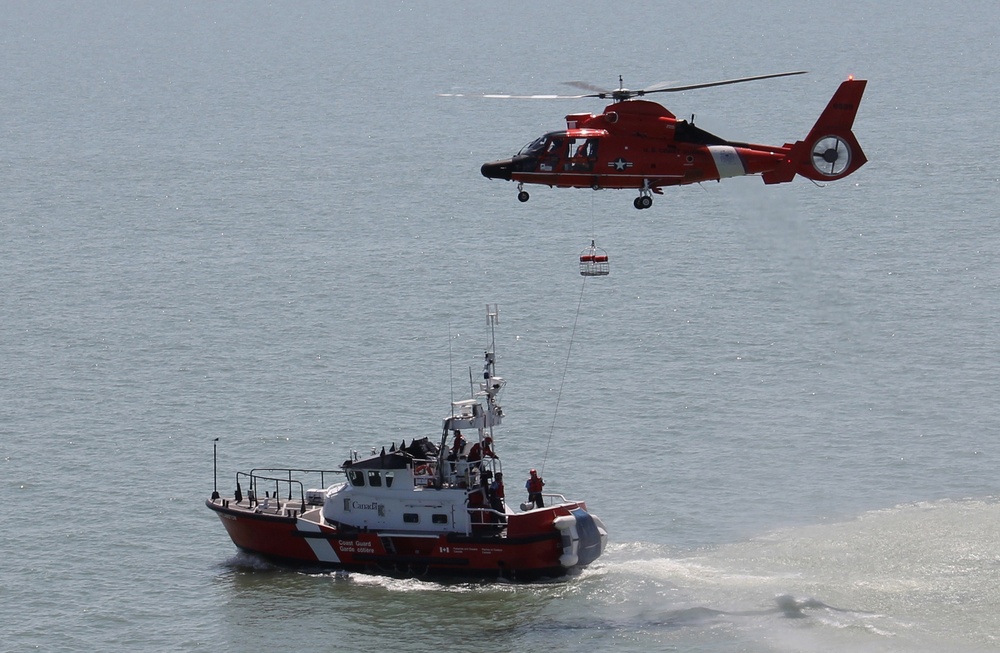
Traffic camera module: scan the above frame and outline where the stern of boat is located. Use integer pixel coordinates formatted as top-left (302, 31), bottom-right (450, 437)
top-left (507, 500), bottom-right (608, 572)
top-left (554, 507), bottom-right (607, 569)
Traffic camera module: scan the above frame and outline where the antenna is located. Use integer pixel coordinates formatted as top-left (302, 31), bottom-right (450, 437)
top-left (448, 322), bottom-right (455, 410)
top-left (211, 438), bottom-right (220, 500)
top-left (486, 303), bottom-right (499, 355)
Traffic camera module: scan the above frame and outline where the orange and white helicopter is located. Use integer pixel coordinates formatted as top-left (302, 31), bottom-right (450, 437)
top-left (472, 72), bottom-right (867, 209)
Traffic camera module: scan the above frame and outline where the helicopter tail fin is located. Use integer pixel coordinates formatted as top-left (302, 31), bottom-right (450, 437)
top-left (762, 78), bottom-right (867, 184)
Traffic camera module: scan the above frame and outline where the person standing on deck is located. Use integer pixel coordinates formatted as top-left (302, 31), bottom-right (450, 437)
top-left (526, 469), bottom-right (545, 509)
top-left (490, 472), bottom-right (506, 522)
top-left (467, 436), bottom-right (496, 467)
top-left (448, 431), bottom-right (466, 461)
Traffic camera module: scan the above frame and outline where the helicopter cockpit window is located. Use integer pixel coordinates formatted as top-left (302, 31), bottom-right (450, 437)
top-left (565, 137), bottom-right (598, 172)
top-left (538, 134), bottom-right (566, 172)
top-left (518, 136), bottom-right (547, 156)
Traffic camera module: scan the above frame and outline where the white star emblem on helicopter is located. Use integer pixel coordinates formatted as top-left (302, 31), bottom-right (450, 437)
top-left (609, 157), bottom-right (633, 171)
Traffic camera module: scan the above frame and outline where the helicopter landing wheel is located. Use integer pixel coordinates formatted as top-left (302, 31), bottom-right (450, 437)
top-left (517, 190), bottom-right (530, 203)
top-left (634, 195), bottom-right (652, 210)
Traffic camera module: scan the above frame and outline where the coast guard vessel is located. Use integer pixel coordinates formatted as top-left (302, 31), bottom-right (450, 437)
top-left (206, 306), bottom-right (607, 579)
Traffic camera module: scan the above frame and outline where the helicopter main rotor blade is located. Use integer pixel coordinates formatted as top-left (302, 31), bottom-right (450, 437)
top-left (440, 71), bottom-right (808, 102)
top-left (641, 70), bottom-right (808, 95)
top-left (438, 92), bottom-right (590, 99)
top-left (562, 80), bottom-right (613, 94)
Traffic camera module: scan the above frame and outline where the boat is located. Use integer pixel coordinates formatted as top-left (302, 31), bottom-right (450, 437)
top-left (206, 306), bottom-right (608, 580)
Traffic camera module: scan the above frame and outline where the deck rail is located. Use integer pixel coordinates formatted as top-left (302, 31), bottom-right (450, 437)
top-left (234, 467), bottom-right (342, 510)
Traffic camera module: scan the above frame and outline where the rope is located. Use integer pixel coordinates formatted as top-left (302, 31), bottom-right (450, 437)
top-left (539, 274), bottom-right (587, 475)
top-left (539, 194), bottom-right (599, 475)
top-left (590, 192), bottom-right (597, 242)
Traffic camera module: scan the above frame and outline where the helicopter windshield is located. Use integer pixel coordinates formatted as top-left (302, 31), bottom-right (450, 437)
top-left (517, 132), bottom-right (566, 157)
top-left (518, 136), bottom-right (547, 156)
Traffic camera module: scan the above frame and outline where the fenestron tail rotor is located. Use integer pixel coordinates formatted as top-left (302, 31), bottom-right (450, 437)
top-left (811, 135), bottom-right (851, 177)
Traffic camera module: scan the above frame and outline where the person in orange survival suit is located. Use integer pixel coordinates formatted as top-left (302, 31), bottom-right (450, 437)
top-left (525, 469), bottom-right (545, 508)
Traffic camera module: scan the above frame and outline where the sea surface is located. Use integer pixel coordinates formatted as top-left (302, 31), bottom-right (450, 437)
top-left (3, 1), bottom-right (999, 651)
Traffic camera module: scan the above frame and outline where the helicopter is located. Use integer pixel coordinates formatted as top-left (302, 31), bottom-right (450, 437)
top-left (475, 72), bottom-right (867, 209)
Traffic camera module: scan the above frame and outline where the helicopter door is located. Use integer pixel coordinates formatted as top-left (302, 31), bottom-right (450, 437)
top-left (537, 134), bottom-right (565, 172)
top-left (565, 138), bottom-right (598, 172)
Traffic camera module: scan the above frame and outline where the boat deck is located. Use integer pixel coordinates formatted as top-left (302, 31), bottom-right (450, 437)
top-left (209, 494), bottom-right (324, 522)
top-left (207, 494), bottom-right (517, 539)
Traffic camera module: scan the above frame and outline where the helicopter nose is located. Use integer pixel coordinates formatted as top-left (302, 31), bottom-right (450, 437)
top-left (481, 159), bottom-right (513, 181)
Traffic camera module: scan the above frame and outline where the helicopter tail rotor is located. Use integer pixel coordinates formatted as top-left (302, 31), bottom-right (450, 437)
top-left (799, 78), bottom-right (867, 181)
top-left (763, 78), bottom-right (868, 184)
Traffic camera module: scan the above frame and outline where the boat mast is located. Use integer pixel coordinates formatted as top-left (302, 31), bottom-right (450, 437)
top-left (486, 303), bottom-right (499, 363)
top-left (483, 304), bottom-right (502, 443)
top-left (437, 305), bottom-right (505, 483)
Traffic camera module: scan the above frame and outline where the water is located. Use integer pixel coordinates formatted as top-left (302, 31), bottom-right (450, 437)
top-left (2, 1), bottom-right (999, 651)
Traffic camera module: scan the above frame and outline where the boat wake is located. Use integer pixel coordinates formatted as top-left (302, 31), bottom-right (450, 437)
top-left (220, 551), bottom-right (281, 572)
top-left (213, 500), bottom-right (1000, 652)
top-left (508, 589), bottom-right (873, 641)
top-left (584, 498), bottom-right (1000, 651)
top-left (647, 593), bottom-right (869, 622)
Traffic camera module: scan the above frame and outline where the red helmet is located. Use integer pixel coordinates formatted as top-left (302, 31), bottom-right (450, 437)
top-left (530, 469), bottom-right (537, 475)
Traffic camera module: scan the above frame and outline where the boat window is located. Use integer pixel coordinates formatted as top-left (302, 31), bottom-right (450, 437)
top-left (384, 471), bottom-right (394, 488)
top-left (367, 470), bottom-right (382, 487)
top-left (403, 513), bottom-right (419, 523)
top-left (432, 514), bottom-right (448, 524)
top-left (348, 469), bottom-right (365, 486)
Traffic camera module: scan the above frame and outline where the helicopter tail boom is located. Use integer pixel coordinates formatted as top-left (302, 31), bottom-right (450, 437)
top-left (762, 78), bottom-right (868, 184)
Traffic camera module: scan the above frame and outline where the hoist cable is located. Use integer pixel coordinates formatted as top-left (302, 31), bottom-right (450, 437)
top-left (539, 273), bottom-right (587, 476)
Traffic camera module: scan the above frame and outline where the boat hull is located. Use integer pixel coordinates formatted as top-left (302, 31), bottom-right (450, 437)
top-left (206, 498), bottom-right (599, 580)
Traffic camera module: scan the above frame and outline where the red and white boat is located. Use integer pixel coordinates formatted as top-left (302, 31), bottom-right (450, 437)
top-left (206, 306), bottom-right (607, 580)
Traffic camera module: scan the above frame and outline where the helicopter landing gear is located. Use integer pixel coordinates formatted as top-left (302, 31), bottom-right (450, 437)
top-left (517, 183), bottom-right (529, 203)
top-left (633, 196), bottom-right (653, 210)
top-left (633, 180), bottom-right (654, 209)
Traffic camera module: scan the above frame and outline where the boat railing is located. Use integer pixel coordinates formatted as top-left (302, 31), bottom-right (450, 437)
top-left (432, 456), bottom-right (504, 489)
top-left (235, 468), bottom-right (342, 510)
top-left (467, 507), bottom-right (508, 533)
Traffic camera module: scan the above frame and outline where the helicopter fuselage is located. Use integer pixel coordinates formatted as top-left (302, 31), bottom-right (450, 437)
top-left (481, 79), bottom-right (868, 209)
